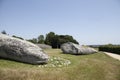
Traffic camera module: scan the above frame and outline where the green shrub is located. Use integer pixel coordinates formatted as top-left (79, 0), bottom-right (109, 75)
top-left (99, 45), bottom-right (120, 54)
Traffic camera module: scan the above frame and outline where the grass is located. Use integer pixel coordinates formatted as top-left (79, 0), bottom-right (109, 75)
top-left (0, 49), bottom-right (120, 80)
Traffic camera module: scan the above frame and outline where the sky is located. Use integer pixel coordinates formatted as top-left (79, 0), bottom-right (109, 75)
top-left (0, 0), bottom-right (120, 45)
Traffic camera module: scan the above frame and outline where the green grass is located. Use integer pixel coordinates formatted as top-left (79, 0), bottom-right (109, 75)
top-left (0, 49), bottom-right (120, 80)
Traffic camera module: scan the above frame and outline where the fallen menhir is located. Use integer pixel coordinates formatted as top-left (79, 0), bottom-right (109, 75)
top-left (61, 42), bottom-right (97, 55)
top-left (0, 33), bottom-right (49, 64)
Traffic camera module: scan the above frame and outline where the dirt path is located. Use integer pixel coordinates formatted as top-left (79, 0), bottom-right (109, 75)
top-left (104, 52), bottom-right (120, 61)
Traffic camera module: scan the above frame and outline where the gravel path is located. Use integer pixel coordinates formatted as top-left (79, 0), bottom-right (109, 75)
top-left (104, 52), bottom-right (120, 61)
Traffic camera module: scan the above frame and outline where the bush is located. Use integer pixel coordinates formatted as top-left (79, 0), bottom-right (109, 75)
top-left (99, 45), bottom-right (120, 55)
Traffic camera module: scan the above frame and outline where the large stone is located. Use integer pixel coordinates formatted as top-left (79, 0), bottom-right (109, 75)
top-left (61, 42), bottom-right (97, 55)
top-left (0, 34), bottom-right (49, 64)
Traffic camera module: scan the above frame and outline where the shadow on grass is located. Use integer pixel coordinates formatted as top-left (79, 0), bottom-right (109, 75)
top-left (60, 51), bottom-right (98, 56)
top-left (0, 57), bottom-right (47, 65)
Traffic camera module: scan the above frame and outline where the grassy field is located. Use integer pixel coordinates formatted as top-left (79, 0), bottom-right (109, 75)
top-left (0, 49), bottom-right (120, 80)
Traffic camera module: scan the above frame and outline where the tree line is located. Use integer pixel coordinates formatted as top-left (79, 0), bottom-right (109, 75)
top-left (27, 32), bottom-right (79, 48)
top-left (1, 31), bottom-right (79, 48)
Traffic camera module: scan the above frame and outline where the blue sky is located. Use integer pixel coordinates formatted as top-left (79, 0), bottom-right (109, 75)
top-left (0, 0), bottom-right (120, 45)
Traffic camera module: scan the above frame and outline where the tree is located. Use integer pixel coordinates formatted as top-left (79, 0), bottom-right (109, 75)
top-left (45, 32), bottom-right (79, 48)
top-left (1, 30), bottom-right (7, 34)
top-left (51, 35), bottom-right (59, 48)
top-left (44, 32), bottom-right (55, 46)
top-left (38, 35), bottom-right (44, 44)
top-left (57, 35), bottom-right (79, 48)
top-left (27, 38), bottom-right (37, 44)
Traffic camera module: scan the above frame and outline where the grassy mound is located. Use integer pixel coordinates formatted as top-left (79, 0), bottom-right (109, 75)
top-left (0, 49), bottom-right (120, 80)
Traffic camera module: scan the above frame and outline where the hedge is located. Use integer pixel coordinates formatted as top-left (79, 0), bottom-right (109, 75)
top-left (99, 45), bottom-right (120, 55)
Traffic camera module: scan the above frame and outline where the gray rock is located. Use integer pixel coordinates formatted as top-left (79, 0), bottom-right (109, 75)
top-left (0, 34), bottom-right (49, 64)
top-left (36, 44), bottom-right (52, 49)
top-left (61, 42), bottom-right (97, 55)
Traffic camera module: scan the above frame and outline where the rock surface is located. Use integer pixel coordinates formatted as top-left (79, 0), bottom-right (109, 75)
top-left (36, 44), bottom-right (52, 49)
top-left (0, 34), bottom-right (49, 64)
top-left (61, 42), bottom-right (97, 54)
